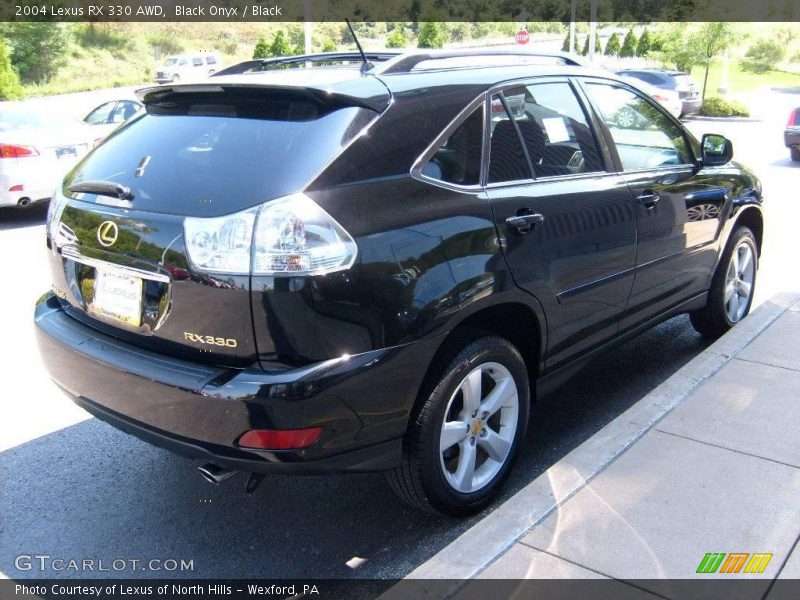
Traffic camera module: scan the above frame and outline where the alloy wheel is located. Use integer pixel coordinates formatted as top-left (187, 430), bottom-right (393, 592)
top-left (724, 241), bottom-right (755, 323)
top-left (439, 362), bottom-right (519, 493)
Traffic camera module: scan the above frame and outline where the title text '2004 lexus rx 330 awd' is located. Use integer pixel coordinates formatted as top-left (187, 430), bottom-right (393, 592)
top-left (36, 50), bottom-right (763, 515)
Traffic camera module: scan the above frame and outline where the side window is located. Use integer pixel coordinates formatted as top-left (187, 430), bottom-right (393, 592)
top-left (192, 57), bottom-right (204, 67)
top-left (111, 101), bottom-right (140, 123)
top-left (206, 56), bottom-right (217, 65)
top-left (504, 82), bottom-right (604, 177)
top-left (488, 94), bottom-right (532, 184)
top-left (585, 83), bottom-right (692, 171)
top-left (421, 106), bottom-right (483, 186)
top-left (84, 102), bottom-right (115, 125)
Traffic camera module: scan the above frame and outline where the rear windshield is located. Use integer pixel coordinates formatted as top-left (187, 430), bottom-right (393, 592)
top-left (672, 75), bottom-right (694, 89)
top-left (65, 92), bottom-right (375, 217)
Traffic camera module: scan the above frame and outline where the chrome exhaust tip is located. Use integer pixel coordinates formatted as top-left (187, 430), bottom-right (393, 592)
top-left (17, 197), bottom-right (31, 207)
top-left (197, 463), bottom-right (237, 485)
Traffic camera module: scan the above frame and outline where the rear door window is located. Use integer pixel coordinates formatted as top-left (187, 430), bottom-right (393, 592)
top-left (501, 82), bottom-right (604, 178)
top-left (488, 94), bottom-right (533, 184)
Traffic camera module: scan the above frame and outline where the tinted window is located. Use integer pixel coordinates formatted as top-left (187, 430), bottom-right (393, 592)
top-left (488, 94), bottom-right (532, 184)
top-left (84, 102), bottom-right (116, 125)
top-left (66, 93), bottom-right (377, 217)
top-left (192, 57), bottom-right (203, 66)
top-left (206, 56), bottom-right (217, 65)
top-left (422, 106), bottom-right (483, 186)
top-left (501, 82), bottom-right (604, 177)
top-left (585, 83), bottom-right (691, 171)
top-left (111, 101), bottom-right (140, 123)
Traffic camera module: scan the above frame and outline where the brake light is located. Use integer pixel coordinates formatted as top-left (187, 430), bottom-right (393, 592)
top-left (237, 427), bottom-right (323, 450)
top-left (0, 143), bottom-right (39, 158)
top-left (9, 184), bottom-right (23, 192)
top-left (788, 108), bottom-right (798, 128)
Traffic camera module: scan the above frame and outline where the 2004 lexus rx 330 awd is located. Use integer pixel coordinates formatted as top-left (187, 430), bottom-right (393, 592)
top-left (36, 49), bottom-right (764, 516)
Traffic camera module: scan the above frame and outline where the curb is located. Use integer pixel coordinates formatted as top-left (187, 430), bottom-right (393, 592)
top-left (380, 292), bottom-right (800, 600)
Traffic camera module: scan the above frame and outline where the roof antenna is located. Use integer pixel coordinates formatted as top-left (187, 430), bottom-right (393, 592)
top-left (345, 19), bottom-right (373, 73)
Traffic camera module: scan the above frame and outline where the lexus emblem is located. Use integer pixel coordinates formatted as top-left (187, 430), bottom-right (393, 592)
top-left (97, 221), bottom-right (119, 247)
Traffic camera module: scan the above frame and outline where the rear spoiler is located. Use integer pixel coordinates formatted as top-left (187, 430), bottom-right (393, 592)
top-left (135, 79), bottom-right (391, 113)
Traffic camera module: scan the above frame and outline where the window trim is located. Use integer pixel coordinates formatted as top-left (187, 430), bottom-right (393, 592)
top-left (409, 94), bottom-right (486, 193)
top-left (576, 77), bottom-right (699, 175)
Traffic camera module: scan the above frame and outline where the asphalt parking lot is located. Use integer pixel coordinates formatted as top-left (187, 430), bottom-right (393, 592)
top-left (1, 87), bottom-right (798, 581)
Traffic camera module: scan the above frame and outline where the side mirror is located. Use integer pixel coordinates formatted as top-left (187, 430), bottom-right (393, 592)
top-left (701, 133), bottom-right (733, 166)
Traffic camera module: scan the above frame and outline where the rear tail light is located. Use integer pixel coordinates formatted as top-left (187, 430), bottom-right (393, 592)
top-left (184, 193), bottom-right (357, 276)
top-left (0, 144), bottom-right (38, 158)
top-left (9, 184), bottom-right (23, 192)
top-left (237, 427), bottom-right (323, 450)
top-left (788, 108), bottom-right (798, 128)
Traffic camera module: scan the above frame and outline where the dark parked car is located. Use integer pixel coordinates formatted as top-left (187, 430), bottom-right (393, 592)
top-left (36, 49), bottom-right (763, 516)
top-left (616, 68), bottom-right (702, 116)
top-left (786, 106), bottom-right (799, 161)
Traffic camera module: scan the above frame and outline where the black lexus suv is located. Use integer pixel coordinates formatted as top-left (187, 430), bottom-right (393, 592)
top-left (36, 49), bottom-right (764, 516)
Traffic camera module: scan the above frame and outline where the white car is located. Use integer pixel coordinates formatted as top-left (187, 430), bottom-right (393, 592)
top-left (154, 53), bottom-right (221, 84)
top-left (619, 75), bottom-right (683, 119)
top-left (83, 99), bottom-right (143, 141)
top-left (0, 106), bottom-right (95, 208)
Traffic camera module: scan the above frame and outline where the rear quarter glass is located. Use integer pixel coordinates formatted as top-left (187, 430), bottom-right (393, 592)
top-left (63, 92), bottom-right (377, 218)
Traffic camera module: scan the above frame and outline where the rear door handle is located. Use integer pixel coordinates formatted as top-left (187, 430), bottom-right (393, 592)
top-left (637, 190), bottom-right (660, 209)
top-left (506, 212), bottom-right (545, 234)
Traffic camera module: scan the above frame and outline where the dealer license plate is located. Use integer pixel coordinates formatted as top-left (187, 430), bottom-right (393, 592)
top-left (93, 268), bottom-right (143, 327)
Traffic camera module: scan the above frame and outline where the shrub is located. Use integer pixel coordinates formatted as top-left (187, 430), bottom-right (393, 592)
top-left (605, 33), bottom-right (621, 56)
top-left (619, 28), bottom-right (638, 57)
top-left (321, 37), bottom-right (337, 52)
top-left (581, 33), bottom-right (602, 56)
top-left (561, 32), bottom-right (570, 52)
top-left (146, 32), bottom-right (185, 57)
top-left (740, 39), bottom-right (785, 74)
top-left (418, 22), bottom-right (448, 49)
top-left (700, 97), bottom-right (750, 118)
top-left (269, 30), bottom-right (292, 57)
top-left (386, 29), bottom-right (406, 49)
top-left (0, 39), bottom-right (23, 100)
top-left (637, 29), bottom-right (653, 56)
top-left (252, 36), bottom-right (269, 59)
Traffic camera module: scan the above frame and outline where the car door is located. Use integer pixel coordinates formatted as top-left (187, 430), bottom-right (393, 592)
top-left (581, 80), bottom-right (724, 331)
top-left (483, 79), bottom-right (638, 370)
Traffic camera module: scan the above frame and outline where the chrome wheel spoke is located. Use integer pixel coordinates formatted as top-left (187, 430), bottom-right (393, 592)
top-left (440, 421), bottom-right (468, 452)
top-left (728, 292), bottom-right (739, 319)
top-left (460, 369), bottom-right (482, 417)
top-left (724, 282), bottom-right (736, 303)
top-left (478, 428), bottom-right (512, 463)
top-left (738, 280), bottom-right (752, 298)
top-left (452, 441), bottom-right (477, 492)
top-left (479, 377), bottom-right (515, 419)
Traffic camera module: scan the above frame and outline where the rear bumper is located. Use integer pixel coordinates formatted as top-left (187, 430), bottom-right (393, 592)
top-left (785, 129), bottom-right (800, 148)
top-left (680, 98), bottom-right (702, 115)
top-left (34, 293), bottom-right (435, 473)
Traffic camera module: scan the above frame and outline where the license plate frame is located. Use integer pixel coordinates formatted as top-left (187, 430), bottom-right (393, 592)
top-left (92, 268), bottom-right (143, 327)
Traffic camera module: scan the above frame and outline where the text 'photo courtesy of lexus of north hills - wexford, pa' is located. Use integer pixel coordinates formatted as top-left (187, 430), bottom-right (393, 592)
top-left (36, 48), bottom-right (764, 516)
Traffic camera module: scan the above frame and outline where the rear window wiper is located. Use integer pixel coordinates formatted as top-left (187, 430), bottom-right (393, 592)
top-left (69, 180), bottom-right (133, 201)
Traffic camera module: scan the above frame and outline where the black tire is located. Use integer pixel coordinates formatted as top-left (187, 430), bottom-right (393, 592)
top-left (387, 334), bottom-right (530, 516)
top-left (171, 74), bottom-right (180, 83)
top-left (791, 147), bottom-right (800, 162)
top-left (690, 226), bottom-right (758, 339)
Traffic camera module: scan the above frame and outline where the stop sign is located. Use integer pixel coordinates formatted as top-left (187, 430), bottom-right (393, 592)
top-left (515, 30), bottom-right (529, 45)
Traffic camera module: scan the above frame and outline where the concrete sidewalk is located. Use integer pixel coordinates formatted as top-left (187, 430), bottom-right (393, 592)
top-left (386, 293), bottom-right (800, 599)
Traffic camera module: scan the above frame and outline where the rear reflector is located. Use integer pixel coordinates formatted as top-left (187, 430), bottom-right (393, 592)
top-left (0, 144), bottom-right (39, 158)
top-left (237, 427), bottom-right (323, 450)
top-left (9, 184), bottom-right (23, 192)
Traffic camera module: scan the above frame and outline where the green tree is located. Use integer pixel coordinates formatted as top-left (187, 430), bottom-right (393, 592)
top-left (269, 30), bottom-right (292, 57)
top-left (321, 38), bottom-right (337, 52)
top-left (252, 36), bottom-right (269, 59)
top-left (697, 23), bottom-right (736, 100)
top-left (386, 28), bottom-right (407, 49)
top-left (417, 22), bottom-right (448, 49)
top-left (3, 22), bottom-right (72, 84)
top-left (619, 28), bottom-right (638, 57)
top-left (561, 31), bottom-right (570, 52)
top-left (637, 29), bottom-right (653, 56)
top-left (740, 38), bottom-right (784, 74)
top-left (581, 34), bottom-right (601, 56)
top-left (0, 39), bottom-right (23, 100)
top-left (605, 33), bottom-right (622, 56)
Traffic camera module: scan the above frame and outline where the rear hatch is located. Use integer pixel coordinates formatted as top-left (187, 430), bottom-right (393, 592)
top-left (673, 74), bottom-right (700, 100)
top-left (48, 82), bottom-right (386, 367)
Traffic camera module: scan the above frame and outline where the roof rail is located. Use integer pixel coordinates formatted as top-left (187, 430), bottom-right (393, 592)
top-left (212, 51), bottom-right (402, 77)
top-left (371, 48), bottom-right (588, 75)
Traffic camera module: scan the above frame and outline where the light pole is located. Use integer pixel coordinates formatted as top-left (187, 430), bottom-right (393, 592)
top-left (588, 0), bottom-right (597, 62)
top-left (569, 0), bottom-right (576, 53)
